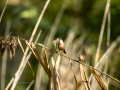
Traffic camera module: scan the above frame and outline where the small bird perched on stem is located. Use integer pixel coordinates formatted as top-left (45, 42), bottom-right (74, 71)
top-left (78, 54), bottom-right (86, 62)
top-left (58, 39), bottom-right (66, 54)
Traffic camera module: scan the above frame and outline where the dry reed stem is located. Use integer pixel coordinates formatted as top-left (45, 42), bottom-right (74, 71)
top-left (34, 1), bottom-right (68, 89)
top-left (29, 1), bottom-right (68, 90)
top-left (10, 0), bottom-right (50, 89)
top-left (0, 0), bottom-right (9, 23)
top-left (51, 56), bottom-right (61, 90)
top-left (10, 32), bottom-right (41, 90)
top-left (18, 39), bottom-right (34, 77)
top-left (79, 62), bottom-right (91, 90)
top-left (94, 0), bottom-right (110, 65)
top-left (6, 30), bottom-right (41, 90)
top-left (35, 2), bottom-right (69, 88)
top-left (51, 57), bottom-right (54, 90)
top-left (53, 55), bottom-right (61, 90)
top-left (1, 20), bottom-right (11, 90)
top-left (93, 0), bottom-right (111, 88)
top-left (89, 36), bottom-right (120, 83)
top-left (11, 45), bottom-right (29, 90)
top-left (104, 4), bottom-right (111, 81)
top-left (51, 82), bottom-right (52, 90)
top-left (5, 77), bottom-right (14, 90)
top-left (70, 59), bottom-right (78, 90)
top-left (1, 49), bottom-right (8, 90)
top-left (26, 79), bottom-right (35, 90)
top-left (107, 7), bottom-right (111, 48)
top-left (90, 68), bottom-right (107, 90)
top-left (51, 56), bottom-right (61, 89)
top-left (18, 36), bottom-right (120, 84)
top-left (103, 4), bottom-right (111, 86)
top-left (30, 0), bottom-right (50, 42)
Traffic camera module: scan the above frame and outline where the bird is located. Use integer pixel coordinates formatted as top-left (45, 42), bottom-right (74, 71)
top-left (58, 39), bottom-right (66, 54)
top-left (78, 54), bottom-right (86, 62)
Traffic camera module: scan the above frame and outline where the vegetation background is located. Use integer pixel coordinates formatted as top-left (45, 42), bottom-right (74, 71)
top-left (0, 0), bottom-right (120, 90)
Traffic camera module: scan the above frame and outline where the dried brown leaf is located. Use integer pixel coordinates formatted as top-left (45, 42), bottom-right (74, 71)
top-left (0, 36), bottom-right (18, 58)
top-left (25, 41), bottom-right (38, 60)
top-left (26, 42), bottom-right (51, 80)
top-left (42, 47), bottom-right (52, 79)
top-left (31, 43), bottom-right (45, 67)
top-left (90, 68), bottom-right (107, 90)
top-left (79, 63), bottom-right (91, 90)
top-left (0, 37), bottom-right (6, 56)
top-left (9, 36), bottom-right (18, 59)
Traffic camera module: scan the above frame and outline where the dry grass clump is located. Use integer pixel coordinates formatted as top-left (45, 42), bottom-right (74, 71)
top-left (3, 35), bottom-right (120, 90)
top-left (1, 0), bottom-right (120, 90)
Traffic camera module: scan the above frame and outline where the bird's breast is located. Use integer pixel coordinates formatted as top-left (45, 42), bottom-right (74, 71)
top-left (58, 44), bottom-right (64, 50)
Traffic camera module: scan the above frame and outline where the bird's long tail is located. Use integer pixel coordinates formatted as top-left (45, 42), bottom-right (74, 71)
top-left (63, 50), bottom-right (66, 54)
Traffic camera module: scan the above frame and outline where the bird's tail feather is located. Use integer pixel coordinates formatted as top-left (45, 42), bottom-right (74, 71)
top-left (63, 50), bottom-right (66, 54)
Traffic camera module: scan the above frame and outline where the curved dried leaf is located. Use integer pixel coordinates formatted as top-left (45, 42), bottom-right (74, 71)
top-left (31, 43), bottom-right (51, 80)
top-left (25, 41), bottom-right (37, 59)
top-left (32, 43), bottom-right (52, 80)
top-left (26, 42), bottom-right (48, 77)
top-left (31, 43), bottom-right (44, 67)
top-left (79, 64), bottom-right (91, 90)
top-left (42, 48), bottom-right (49, 66)
top-left (70, 59), bottom-right (78, 90)
top-left (30, 43), bottom-right (51, 79)
top-left (42, 47), bottom-right (52, 79)
top-left (90, 68), bottom-right (107, 90)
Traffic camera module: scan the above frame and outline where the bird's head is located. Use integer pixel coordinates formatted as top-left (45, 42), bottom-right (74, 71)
top-left (59, 39), bottom-right (63, 43)
top-left (78, 54), bottom-right (86, 61)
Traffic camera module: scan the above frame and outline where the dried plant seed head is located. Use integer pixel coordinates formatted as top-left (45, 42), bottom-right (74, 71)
top-left (5, 37), bottom-right (10, 47)
top-left (0, 36), bottom-right (18, 58)
top-left (0, 37), bottom-right (6, 56)
top-left (0, 48), bottom-right (5, 56)
top-left (53, 38), bottom-right (59, 49)
top-left (9, 36), bottom-right (18, 59)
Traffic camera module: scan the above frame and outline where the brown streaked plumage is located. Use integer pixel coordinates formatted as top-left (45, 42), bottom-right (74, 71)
top-left (58, 39), bottom-right (66, 54)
